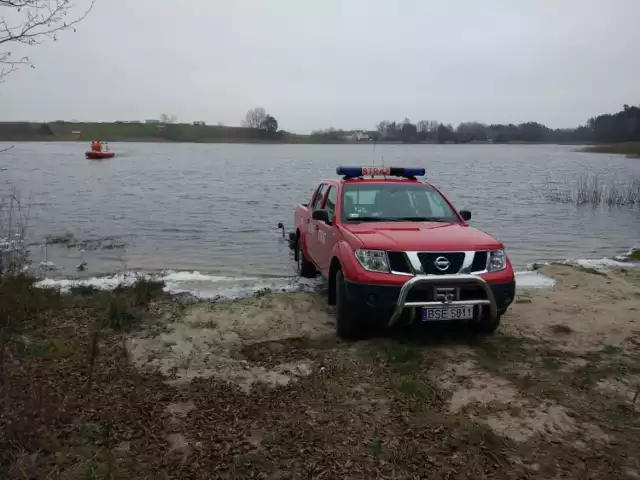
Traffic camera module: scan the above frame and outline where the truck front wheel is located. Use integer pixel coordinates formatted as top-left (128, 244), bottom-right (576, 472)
top-left (471, 309), bottom-right (501, 334)
top-left (335, 269), bottom-right (367, 341)
top-left (296, 237), bottom-right (317, 278)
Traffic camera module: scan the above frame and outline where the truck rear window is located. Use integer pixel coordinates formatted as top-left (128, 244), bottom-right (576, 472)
top-left (342, 184), bottom-right (461, 223)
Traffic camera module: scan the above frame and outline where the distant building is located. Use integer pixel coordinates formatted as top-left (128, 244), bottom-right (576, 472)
top-left (344, 130), bottom-right (370, 142)
top-left (193, 120), bottom-right (206, 126)
top-left (145, 119), bottom-right (160, 124)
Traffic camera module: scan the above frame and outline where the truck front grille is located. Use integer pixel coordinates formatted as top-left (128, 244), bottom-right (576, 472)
top-left (388, 251), bottom-right (412, 274)
top-left (387, 251), bottom-right (489, 275)
top-left (470, 251), bottom-right (488, 272)
top-left (417, 252), bottom-right (465, 275)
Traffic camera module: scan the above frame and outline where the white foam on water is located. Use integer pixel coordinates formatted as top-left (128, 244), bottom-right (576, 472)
top-left (160, 271), bottom-right (257, 283)
top-left (34, 246), bottom-right (639, 299)
top-left (35, 272), bottom-right (141, 291)
top-left (563, 258), bottom-right (640, 271)
top-left (613, 246), bottom-right (640, 263)
top-left (515, 271), bottom-right (556, 289)
top-left (35, 270), bottom-right (323, 300)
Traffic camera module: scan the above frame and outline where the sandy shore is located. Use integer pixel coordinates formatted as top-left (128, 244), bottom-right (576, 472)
top-left (2, 263), bottom-right (640, 478)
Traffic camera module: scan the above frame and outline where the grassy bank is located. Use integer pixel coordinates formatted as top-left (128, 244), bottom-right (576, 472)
top-left (0, 121), bottom-right (604, 146)
top-left (1, 263), bottom-right (640, 478)
top-left (582, 142), bottom-right (640, 156)
top-left (0, 121), bottom-right (326, 144)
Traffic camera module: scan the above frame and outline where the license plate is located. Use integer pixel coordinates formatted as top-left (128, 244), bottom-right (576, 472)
top-left (422, 306), bottom-right (474, 321)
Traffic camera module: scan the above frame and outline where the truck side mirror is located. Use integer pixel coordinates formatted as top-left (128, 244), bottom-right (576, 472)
top-left (460, 210), bottom-right (471, 221)
top-left (312, 209), bottom-right (330, 223)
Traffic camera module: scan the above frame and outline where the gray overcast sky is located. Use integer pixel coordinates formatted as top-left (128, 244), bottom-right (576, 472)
top-left (1, 0), bottom-right (639, 133)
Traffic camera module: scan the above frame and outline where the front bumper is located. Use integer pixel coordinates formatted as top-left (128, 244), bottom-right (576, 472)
top-left (345, 276), bottom-right (516, 327)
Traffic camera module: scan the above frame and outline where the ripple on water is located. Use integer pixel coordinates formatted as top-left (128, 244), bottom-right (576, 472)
top-left (0, 142), bottom-right (638, 278)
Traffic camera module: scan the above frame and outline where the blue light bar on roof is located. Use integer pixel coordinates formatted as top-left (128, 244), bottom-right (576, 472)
top-left (336, 166), bottom-right (425, 178)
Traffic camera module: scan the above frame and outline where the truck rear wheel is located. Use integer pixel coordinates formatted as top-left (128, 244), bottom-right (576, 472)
top-left (296, 237), bottom-right (317, 278)
top-left (335, 269), bottom-right (367, 341)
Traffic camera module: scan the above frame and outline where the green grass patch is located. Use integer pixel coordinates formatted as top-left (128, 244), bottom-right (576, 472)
top-left (381, 342), bottom-right (423, 364)
top-left (575, 265), bottom-right (607, 276)
top-left (471, 334), bottom-right (530, 364)
top-left (113, 278), bottom-right (165, 309)
top-left (619, 268), bottom-right (640, 287)
top-left (24, 337), bottom-right (74, 359)
top-left (601, 344), bottom-right (620, 355)
top-left (70, 285), bottom-right (101, 296)
top-left (107, 296), bottom-right (142, 331)
top-left (392, 375), bottom-right (443, 405)
top-left (131, 278), bottom-right (165, 308)
top-left (366, 438), bottom-right (382, 457)
top-left (0, 274), bottom-right (61, 331)
top-left (465, 420), bottom-right (507, 448)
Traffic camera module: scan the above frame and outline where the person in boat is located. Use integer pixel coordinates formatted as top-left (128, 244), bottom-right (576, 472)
top-left (91, 141), bottom-right (102, 152)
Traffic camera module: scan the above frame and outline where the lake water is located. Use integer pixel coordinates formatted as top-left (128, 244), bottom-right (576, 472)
top-left (1, 142), bottom-right (639, 295)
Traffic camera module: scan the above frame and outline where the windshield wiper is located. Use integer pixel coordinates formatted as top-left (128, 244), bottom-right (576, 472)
top-left (388, 217), bottom-right (454, 222)
top-left (345, 216), bottom-right (393, 222)
top-left (345, 216), bottom-right (454, 223)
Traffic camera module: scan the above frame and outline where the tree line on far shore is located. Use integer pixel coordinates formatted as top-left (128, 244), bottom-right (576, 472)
top-left (309, 104), bottom-right (640, 144)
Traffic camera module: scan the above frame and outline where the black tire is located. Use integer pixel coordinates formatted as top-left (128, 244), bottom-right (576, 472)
top-left (471, 310), bottom-right (501, 334)
top-left (335, 269), bottom-right (367, 341)
top-left (296, 237), bottom-right (317, 278)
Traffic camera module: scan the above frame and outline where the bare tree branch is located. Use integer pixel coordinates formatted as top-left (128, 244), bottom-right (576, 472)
top-left (242, 107), bottom-right (267, 129)
top-left (0, 0), bottom-right (96, 81)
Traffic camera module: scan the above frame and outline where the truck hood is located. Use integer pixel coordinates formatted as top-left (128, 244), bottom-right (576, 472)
top-left (342, 221), bottom-right (502, 251)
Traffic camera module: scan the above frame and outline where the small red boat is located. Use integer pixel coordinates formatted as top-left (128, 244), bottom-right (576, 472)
top-left (86, 151), bottom-right (115, 159)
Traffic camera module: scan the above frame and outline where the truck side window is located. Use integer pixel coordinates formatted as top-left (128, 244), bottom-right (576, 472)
top-left (325, 186), bottom-right (337, 222)
top-left (312, 184), bottom-right (326, 210)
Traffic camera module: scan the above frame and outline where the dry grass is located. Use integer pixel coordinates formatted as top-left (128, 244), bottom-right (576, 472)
top-left (547, 173), bottom-right (640, 206)
top-left (0, 190), bottom-right (30, 277)
top-left (583, 142), bottom-right (640, 156)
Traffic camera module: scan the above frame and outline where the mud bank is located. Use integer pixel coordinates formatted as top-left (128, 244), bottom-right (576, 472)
top-left (3, 264), bottom-right (640, 478)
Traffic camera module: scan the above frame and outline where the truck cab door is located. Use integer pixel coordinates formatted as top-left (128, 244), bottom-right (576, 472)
top-left (306, 183), bottom-right (327, 266)
top-left (315, 185), bottom-right (338, 273)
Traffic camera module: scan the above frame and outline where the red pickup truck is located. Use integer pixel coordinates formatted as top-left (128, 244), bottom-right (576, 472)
top-left (292, 166), bottom-right (516, 341)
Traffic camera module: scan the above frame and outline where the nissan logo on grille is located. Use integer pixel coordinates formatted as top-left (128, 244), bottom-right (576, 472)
top-left (434, 256), bottom-right (450, 271)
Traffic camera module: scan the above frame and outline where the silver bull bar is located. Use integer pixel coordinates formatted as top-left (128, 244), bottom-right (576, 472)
top-left (387, 274), bottom-right (498, 327)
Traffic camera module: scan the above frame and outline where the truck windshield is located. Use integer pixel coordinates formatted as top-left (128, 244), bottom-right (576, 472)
top-left (341, 183), bottom-right (461, 223)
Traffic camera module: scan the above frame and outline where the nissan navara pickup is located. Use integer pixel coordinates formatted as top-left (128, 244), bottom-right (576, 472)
top-left (292, 166), bottom-right (516, 341)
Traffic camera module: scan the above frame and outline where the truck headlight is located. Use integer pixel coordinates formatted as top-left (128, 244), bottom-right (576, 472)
top-left (488, 249), bottom-right (506, 272)
top-left (355, 249), bottom-right (390, 273)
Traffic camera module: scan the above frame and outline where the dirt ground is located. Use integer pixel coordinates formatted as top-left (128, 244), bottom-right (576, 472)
top-left (2, 264), bottom-right (640, 479)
